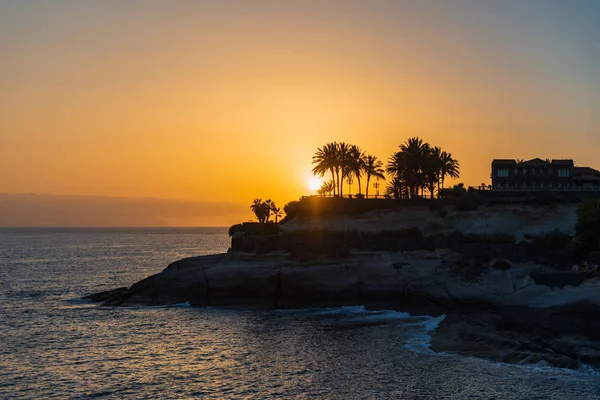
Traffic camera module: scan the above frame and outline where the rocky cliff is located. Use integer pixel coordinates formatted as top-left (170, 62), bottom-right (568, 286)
top-left (87, 250), bottom-right (600, 368)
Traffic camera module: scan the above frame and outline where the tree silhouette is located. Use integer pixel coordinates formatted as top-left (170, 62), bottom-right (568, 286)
top-left (312, 138), bottom-right (459, 200)
top-left (337, 142), bottom-right (351, 197)
top-left (250, 198), bottom-right (270, 223)
top-left (387, 137), bottom-right (460, 198)
top-left (439, 151), bottom-right (460, 191)
top-left (363, 155), bottom-right (385, 198)
top-left (386, 176), bottom-right (407, 199)
top-left (317, 180), bottom-right (335, 197)
top-left (312, 142), bottom-right (339, 196)
top-left (271, 205), bottom-right (282, 223)
top-left (348, 145), bottom-right (365, 195)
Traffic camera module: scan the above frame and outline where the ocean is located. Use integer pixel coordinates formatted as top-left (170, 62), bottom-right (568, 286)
top-left (1, 228), bottom-right (599, 399)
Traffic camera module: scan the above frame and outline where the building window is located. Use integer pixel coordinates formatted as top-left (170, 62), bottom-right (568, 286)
top-left (558, 168), bottom-right (570, 177)
top-left (497, 168), bottom-right (509, 177)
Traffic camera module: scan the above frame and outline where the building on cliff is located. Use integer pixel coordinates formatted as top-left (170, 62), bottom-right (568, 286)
top-left (491, 158), bottom-right (600, 190)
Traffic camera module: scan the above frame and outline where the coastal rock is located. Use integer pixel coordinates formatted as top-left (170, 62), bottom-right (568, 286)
top-left (87, 250), bottom-right (600, 310)
top-left (87, 250), bottom-right (600, 369)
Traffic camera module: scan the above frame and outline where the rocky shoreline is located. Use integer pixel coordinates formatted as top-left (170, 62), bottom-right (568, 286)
top-left (87, 249), bottom-right (600, 369)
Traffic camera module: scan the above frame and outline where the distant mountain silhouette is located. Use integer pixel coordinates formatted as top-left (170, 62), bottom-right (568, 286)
top-left (0, 193), bottom-right (248, 227)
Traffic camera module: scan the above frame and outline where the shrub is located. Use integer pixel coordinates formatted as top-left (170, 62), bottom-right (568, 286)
top-left (281, 200), bottom-right (301, 223)
top-left (439, 184), bottom-right (467, 199)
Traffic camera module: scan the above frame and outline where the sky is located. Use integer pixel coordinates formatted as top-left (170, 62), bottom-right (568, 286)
top-left (1, 1), bottom-right (599, 225)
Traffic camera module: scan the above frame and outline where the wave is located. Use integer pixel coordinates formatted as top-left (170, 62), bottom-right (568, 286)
top-left (277, 305), bottom-right (445, 354)
top-left (402, 314), bottom-right (447, 354)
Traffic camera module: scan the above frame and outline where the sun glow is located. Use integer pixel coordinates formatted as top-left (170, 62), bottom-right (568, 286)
top-left (308, 177), bottom-right (322, 192)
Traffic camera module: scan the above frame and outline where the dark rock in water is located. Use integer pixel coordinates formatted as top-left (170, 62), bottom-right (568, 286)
top-left (85, 287), bottom-right (129, 306)
top-left (430, 302), bottom-right (600, 369)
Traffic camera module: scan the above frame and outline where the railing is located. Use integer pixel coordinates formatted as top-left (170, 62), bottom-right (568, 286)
top-left (301, 194), bottom-right (389, 199)
top-left (483, 186), bottom-right (600, 192)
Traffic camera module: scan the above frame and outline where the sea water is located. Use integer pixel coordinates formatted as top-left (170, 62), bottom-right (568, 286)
top-left (1, 228), bottom-right (599, 399)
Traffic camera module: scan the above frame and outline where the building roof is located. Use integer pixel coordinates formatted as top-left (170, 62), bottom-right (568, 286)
top-left (550, 159), bottom-right (574, 166)
top-left (574, 167), bottom-right (600, 178)
top-left (520, 158), bottom-right (549, 166)
top-left (492, 159), bottom-right (517, 165)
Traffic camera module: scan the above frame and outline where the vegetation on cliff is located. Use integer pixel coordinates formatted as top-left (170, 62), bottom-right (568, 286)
top-left (311, 137), bottom-right (460, 199)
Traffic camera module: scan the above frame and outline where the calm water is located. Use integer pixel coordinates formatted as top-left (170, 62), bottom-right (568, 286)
top-left (1, 228), bottom-right (599, 399)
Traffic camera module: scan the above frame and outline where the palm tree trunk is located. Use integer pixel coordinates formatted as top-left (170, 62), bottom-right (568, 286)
top-left (366, 174), bottom-right (371, 197)
top-left (330, 168), bottom-right (336, 196)
top-left (357, 176), bottom-right (362, 195)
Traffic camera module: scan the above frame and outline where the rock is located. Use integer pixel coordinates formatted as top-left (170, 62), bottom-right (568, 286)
top-left (86, 250), bottom-right (600, 370)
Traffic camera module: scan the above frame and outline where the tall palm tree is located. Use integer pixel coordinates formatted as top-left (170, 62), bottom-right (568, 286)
top-left (363, 155), bottom-right (386, 198)
top-left (312, 142), bottom-right (339, 196)
top-left (337, 142), bottom-right (351, 197)
top-left (424, 146), bottom-right (442, 199)
top-left (347, 145), bottom-right (365, 195)
top-left (387, 137), bottom-right (428, 198)
top-left (439, 151), bottom-right (460, 192)
top-left (264, 199), bottom-right (275, 222)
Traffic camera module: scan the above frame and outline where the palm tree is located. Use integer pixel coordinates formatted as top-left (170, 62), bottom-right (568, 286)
top-left (387, 137), bottom-right (429, 198)
top-left (312, 142), bottom-right (339, 196)
top-left (363, 155), bottom-right (385, 198)
top-left (337, 142), bottom-right (351, 197)
top-left (439, 151), bottom-right (460, 192)
top-left (264, 199), bottom-right (276, 222)
top-left (386, 176), bottom-right (407, 199)
top-left (424, 146), bottom-right (442, 199)
top-left (317, 181), bottom-right (335, 197)
top-left (348, 145), bottom-right (365, 195)
top-left (250, 198), bottom-right (269, 223)
top-left (271, 206), bottom-right (282, 223)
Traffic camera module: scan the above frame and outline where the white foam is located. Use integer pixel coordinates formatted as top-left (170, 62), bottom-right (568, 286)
top-left (402, 314), bottom-right (447, 354)
top-left (504, 359), bottom-right (600, 378)
top-left (167, 301), bottom-right (192, 308)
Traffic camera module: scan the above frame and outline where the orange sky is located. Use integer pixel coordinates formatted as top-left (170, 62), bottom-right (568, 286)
top-left (1, 1), bottom-right (599, 225)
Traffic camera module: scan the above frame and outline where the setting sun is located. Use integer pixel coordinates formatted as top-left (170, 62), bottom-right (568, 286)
top-left (308, 178), bottom-right (323, 192)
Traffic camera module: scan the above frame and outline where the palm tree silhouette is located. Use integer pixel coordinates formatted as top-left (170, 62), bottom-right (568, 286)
top-left (363, 155), bottom-right (386, 198)
top-left (250, 198), bottom-right (268, 223)
top-left (348, 145), bottom-right (365, 195)
top-left (439, 151), bottom-right (460, 191)
top-left (317, 181), bottom-right (335, 197)
top-left (271, 206), bottom-right (282, 223)
top-left (337, 142), bottom-right (351, 197)
top-left (312, 142), bottom-right (339, 196)
top-left (386, 176), bottom-right (407, 199)
top-left (388, 137), bottom-right (430, 198)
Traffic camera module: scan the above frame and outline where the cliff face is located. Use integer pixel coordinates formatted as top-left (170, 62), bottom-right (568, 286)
top-left (280, 204), bottom-right (578, 241)
top-left (88, 250), bottom-right (600, 309)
